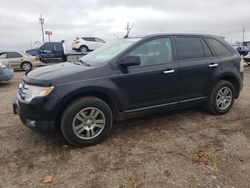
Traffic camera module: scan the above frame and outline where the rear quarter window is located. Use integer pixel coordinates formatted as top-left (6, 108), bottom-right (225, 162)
top-left (207, 38), bottom-right (232, 57)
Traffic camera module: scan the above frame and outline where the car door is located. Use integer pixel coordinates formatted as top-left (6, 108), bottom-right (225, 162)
top-left (6, 52), bottom-right (24, 69)
top-left (83, 37), bottom-right (95, 50)
top-left (54, 43), bottom-right (64, 60)
top-left (88, 37), bottom-right (98, 50)
top-left (116, 37), bottom-right (179, 111)
top-left (40, 43), bottom-right (56, 59)
top-left (175, 36), bottom-right (219, 102)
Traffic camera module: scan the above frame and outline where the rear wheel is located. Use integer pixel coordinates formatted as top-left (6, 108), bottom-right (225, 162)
top-left (61, 97), bottom-right (113, 147)
top-left (207, 80), bottom-right (235, 115)
top-left (21, 62), bottom-right (32, 71)
top-left (78, 45), bottom-right (88, 53)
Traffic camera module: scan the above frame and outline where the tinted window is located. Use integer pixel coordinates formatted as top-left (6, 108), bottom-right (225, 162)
top-left (201, 39), bottom-right (213, 57)
top-left (7, 52), bottom-right (22, 58)
top-left (41, 43), bottom-right (55, 50)
top-left (175, 37), bottom-right (204, 60)
top-left (82, 37), bottom-right (95, 42)
top-left (54, 43), bottom-right (62, 50)
top-left (129, 38), bottom-right (173, 66)
top-left (207, 38), bottom-right (232, 57)
top-left (95, 38), bottom-right (105, 43)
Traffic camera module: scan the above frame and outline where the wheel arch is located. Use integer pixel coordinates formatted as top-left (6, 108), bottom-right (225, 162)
top-left (20, 61), bottom-right (32, 68)
top-left (210, 73), bottom-right (241, 99)
top-left (20, 61), bottom-right (33, 70)
top-left (54, 88), bottom-right (121, 130)
top-left (79, 45), bottom-right (89, 51)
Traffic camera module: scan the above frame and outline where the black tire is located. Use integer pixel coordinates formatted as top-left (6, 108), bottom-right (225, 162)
top-left (21, 61), bottom-right (32, 71)
top-left (207, 80), bottom-right (235, 115)
top-left (78, 45), bottom-right (88, 52)
top-left (61, 97), bottom-right (113, 147)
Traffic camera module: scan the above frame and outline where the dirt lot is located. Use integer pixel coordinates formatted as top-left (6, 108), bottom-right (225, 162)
top-left (0, 68), bottom-right (250, 188)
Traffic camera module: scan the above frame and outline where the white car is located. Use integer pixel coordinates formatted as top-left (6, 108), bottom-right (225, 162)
top-left (72, 37), bottom-right (105, 52)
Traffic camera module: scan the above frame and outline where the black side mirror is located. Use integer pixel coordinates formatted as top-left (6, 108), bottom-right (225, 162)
top-left (119, 55), bottom-right (141, 67)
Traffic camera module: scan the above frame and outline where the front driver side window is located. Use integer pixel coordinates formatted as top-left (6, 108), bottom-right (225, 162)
top-left (129, 38), bottom-right (173, 66)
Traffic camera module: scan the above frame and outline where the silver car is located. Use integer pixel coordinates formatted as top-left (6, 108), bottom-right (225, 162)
top-left (0, 61), bottom-right (14, 82)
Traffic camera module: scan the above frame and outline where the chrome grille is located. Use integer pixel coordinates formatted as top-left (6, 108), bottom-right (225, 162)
top-left (18, 82), bottom-right (28, 100)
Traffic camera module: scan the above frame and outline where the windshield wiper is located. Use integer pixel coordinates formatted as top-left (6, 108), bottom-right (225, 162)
top-left (78, 59), bottom-right (91, 66)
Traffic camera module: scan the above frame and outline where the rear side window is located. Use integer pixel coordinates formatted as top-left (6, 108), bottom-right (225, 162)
top-left (95, 38), bottom-right (105, 43)
top-left (175, 37), bottom-right (204, 60)
top-left (41, 43), bottom-right (55, 50)
top-left (207, 38), bottom-right (232, 57)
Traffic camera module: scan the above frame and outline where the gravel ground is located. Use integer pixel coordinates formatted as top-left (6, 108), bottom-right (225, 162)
top-left (0, 67), bottom-right (250, 188)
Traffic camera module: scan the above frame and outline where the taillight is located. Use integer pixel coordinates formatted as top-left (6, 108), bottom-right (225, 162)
top-left (74, 40), bottom-right (80, 44)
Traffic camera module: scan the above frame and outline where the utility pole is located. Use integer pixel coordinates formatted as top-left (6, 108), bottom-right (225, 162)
top-left (39, 15), bottom-right (45, 43)
top-left (124, 22), bottom-right (134, 38)
top-left (242, 27), bottom-right (245, 45)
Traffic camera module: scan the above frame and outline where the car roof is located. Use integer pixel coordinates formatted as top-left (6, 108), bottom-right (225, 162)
top-left (141, 33), bottom-right (224, 40)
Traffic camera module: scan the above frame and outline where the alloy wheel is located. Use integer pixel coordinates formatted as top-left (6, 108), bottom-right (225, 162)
top-left (22, 63), bottom-right (31, 71)
top-left (216, 86), bottom-right (233, 110)
top-left (72, 107), bottom-right (106, 140)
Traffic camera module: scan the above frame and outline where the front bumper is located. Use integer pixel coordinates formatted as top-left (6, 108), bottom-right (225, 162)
top-left (13, 94), bottom-right (59, 134)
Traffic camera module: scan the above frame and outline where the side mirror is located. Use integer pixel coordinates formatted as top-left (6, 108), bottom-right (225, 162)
top-left (119, 55), bottom-right (140, 67)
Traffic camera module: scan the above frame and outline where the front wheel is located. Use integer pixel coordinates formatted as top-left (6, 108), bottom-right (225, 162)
top-left (207, 80), bottom-right (235, 115)
top-left (61, 97), bottom-right (113, 147)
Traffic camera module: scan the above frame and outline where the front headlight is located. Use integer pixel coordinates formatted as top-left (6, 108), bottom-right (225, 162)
top-left (25, 85), bottom-right (54, 102)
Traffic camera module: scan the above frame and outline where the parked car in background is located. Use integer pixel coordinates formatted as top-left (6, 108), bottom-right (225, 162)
top-left (26, 42), bottom-right (65, 63)
top-left (26, 42), bottom-right (86, 63)
top-left (13, 34), bottom-right (243, 147)
top-left (236, 46), bottom-right (249, 56)
top-left (0, 51), bottom-right (43, 71)
top-left (0, 61), bottom-right (14, 82)
top-left (72, 37), bottom-right (105, 52)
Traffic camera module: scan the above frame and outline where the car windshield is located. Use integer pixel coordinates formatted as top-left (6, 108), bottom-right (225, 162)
top-left (79, 38), bottom-right (141, 66)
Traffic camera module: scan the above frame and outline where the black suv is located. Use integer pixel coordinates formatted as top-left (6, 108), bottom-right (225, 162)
top-left (13, 34), bottom-right (244, 146)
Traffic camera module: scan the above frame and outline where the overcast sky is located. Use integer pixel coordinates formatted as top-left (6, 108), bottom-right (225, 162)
top-left (0, 0), bottom-right (250, 50)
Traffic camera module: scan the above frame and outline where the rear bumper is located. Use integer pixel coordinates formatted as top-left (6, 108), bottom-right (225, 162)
top-left (0, 68), bottom-right (14, 81)
top-left (12, 94), bottom-right (59, 133)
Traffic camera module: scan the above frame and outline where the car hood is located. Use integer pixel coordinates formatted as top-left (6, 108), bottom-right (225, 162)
top-left (25, 62), bottom-right (97, 85)
top-left (26, 48), bottom-right (40, 56)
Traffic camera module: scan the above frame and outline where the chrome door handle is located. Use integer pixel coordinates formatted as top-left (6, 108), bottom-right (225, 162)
top-left (164, 69), bottom-right (174, 74)
top-left (209, 63), bottom-right (218, 68)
